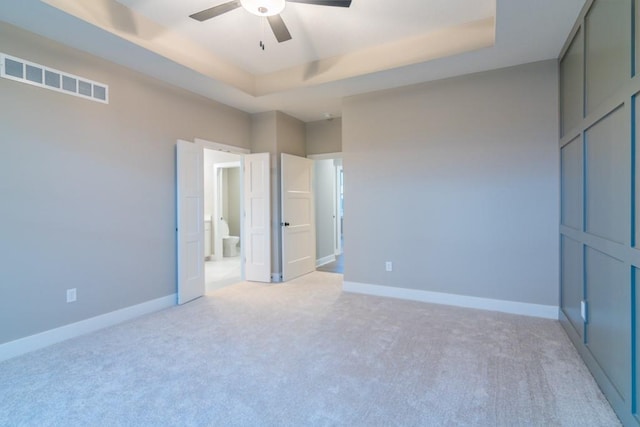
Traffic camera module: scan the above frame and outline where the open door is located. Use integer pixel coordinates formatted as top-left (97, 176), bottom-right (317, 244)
top-left (243, 153), bottom-right (271, 282)
top-left (176, 140), bottom-right (205, 304)
top-left (281, 153), bottom-right (316, 281)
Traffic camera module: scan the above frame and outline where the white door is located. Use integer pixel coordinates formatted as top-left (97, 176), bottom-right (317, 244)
top-left (243, 153), bottom-right (271, 282)
top-left (281, 153), bottom-right (316, 281)
top-left (176, 140), bottom-right (205, 304)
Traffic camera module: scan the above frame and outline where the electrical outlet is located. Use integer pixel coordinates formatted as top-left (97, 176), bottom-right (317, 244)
top-left (66, 288), bottom-right (77, 303)
top-left (385, 261), bottom-right (393, 272)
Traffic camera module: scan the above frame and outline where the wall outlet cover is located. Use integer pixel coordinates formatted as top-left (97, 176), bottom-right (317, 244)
top-left (66, 288), bottom-right (77, 303)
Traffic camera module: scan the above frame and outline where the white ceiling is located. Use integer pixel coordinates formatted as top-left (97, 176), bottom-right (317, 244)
top-left (0, 0), bottom-right (586, 122)
top-left (116, 0), bottom-right (495, 74)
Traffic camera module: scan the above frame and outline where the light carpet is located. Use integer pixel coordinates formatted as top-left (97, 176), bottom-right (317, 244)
top-left (0, 272), bottom-right (620, 426)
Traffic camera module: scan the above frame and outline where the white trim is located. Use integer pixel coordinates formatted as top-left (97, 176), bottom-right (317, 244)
top-left (343, 282), bottom-right (559, 319)
top-left (0, 295), bottom-right (176, 362)
top-left (195, 138), bottom-right (250, 154)
top-left (307, 152), bottom-right (342, 160)
top-left (215, 161), bottom-right (241, 169)
top-left (316, 254), bottom-right (336, 267)
top-left (335, 163), bottom-right (343, 255)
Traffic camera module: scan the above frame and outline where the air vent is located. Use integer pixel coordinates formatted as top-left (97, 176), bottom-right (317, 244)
top-left (0, 53), bottom-right (108, 104)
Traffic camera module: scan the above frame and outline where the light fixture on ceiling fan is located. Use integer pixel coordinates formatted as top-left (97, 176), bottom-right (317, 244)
top-left (240, 0), bottom-right (286, 16)
top-left (189, 0), bottom-right (352, 46)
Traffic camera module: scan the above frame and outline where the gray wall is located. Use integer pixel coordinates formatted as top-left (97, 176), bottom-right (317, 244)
top-left (314, 159), bottom-right (336, 262)
top-left (0, 23), bottom-right (250, 344)
top-left (558, 0), bottom-right (636, 424)
top-left (306, 118), bottom-right (342, 155)
top-left (343, 60), bottom-right (559, 306)
top-left (276, 112), bottom-right (306, 158)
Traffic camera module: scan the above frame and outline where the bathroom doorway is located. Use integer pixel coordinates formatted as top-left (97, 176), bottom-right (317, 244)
top-left (203, 148), bottom-right (242, 292)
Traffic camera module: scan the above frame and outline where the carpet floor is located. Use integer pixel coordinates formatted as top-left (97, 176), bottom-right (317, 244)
top-left (0, 272), bottom-right (620, 426)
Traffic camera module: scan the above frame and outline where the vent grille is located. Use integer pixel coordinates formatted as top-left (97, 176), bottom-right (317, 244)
top-left (0, 53), bottom-right (109, 104)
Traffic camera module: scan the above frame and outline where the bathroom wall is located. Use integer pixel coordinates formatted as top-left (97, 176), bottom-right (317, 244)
top-left (227, 167), bottom-right (241, 237)
top-left (203, 150), bottom-right (240, 223)
top-left (221, 169), bottom-right (230, 222)
top-left (0, 22), bottom-right (251, 345)
top-left (203, 150), bottom-right (241, 258)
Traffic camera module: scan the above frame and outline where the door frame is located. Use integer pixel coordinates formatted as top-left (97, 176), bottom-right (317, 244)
top-left (334, 159), bottom-right (343, 256)
top-left (308, 152), bottom-right (344, 260)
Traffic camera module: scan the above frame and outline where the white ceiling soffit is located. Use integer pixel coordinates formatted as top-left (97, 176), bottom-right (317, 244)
top-left (0, 0), bottom-right (586, 121)
top-left (40, 0), bottom-right (495, 96)
top-left (118, 0), bottom-right (496, 75)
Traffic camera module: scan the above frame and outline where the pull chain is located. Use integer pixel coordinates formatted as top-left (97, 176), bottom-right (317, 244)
top-left (259, 17), bottom-right (266, 50)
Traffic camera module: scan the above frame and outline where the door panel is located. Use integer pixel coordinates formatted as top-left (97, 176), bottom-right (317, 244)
top-left (243, 153), bottom-right (271, 282)
top-left (560, 235), bottom-right (584, 339)
top-left (585, 248), bottom-right (630, 402)
top-left (281, 153), bottom-right (316, 281)
top-left (176, 140), bottom-right (204, 304)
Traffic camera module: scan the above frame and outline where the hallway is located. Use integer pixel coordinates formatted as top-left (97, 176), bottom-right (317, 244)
top-left (316, 253), bottom-right (343, 274)
top-left (205, 256), bottom-right (241, 293)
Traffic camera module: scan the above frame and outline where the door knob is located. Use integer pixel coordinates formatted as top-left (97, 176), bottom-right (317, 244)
top-left (281, 222), bottom-right (290, 227)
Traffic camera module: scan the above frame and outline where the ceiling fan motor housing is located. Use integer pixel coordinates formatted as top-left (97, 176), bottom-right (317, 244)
top-left (240, 0), bottom-right (286, 16)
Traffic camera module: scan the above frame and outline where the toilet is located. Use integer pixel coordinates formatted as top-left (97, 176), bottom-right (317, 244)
top-left (220, 218), bottom-right (239, 257)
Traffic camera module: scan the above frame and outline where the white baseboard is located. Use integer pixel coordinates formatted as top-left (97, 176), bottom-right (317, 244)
top-left (316, 254), bottom-right (336, 268)
top-left (0, 294), bottom-right (176, 362)
top-left (343, 281), bottom-right (559, 319)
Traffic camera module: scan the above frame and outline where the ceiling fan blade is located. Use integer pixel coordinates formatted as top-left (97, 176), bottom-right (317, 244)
top-left (189, 1), bottom-right (241, 21)
top-left (267, 14), bottom-right (292, 43)
top-left (286, 0), bottom-right (352, 7)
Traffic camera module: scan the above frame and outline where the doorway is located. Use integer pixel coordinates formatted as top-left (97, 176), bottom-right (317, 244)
top-left (309, 153), bottom-right (343, 274)
top-left (177, 140), bottom-right (271, 304)
top-left (203, 148), bottom-right (242, 292)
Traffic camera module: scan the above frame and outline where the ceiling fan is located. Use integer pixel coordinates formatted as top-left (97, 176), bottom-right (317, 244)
top-left (189, 0), bottom-right (352, 44)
